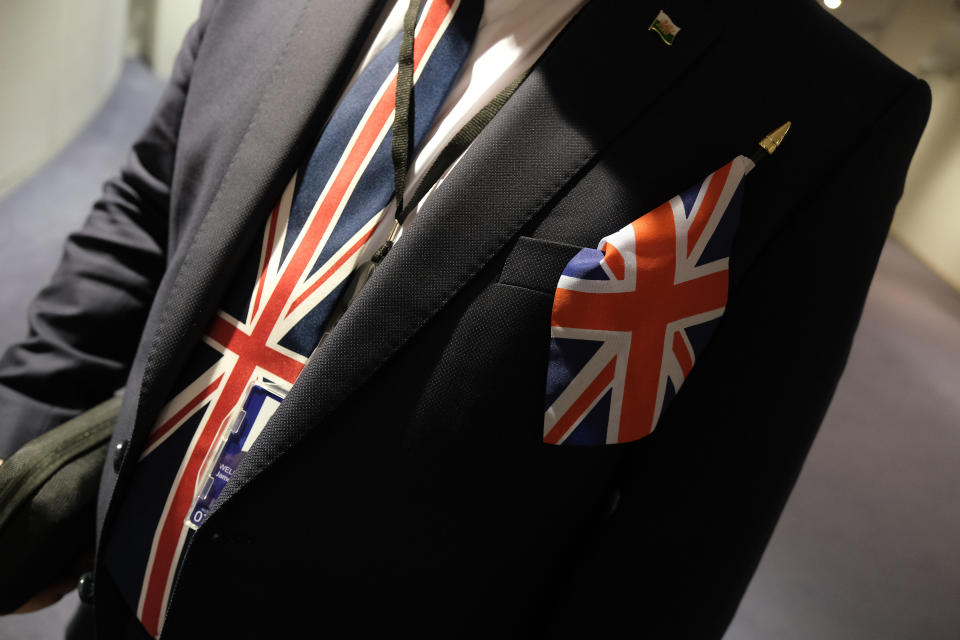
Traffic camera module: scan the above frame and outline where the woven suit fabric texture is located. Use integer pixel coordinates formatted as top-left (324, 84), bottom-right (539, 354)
top-left (0, 0), bottom-right (932, 637)
top-left (102, 0), bottom-right (481, 636)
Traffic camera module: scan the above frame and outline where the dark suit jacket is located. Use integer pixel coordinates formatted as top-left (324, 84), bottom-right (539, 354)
top-left (0, 0), bottom-right (931, 637)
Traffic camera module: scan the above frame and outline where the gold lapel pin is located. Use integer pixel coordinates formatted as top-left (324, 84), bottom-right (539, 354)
top-left (758, 122), bottom-right (792, 155)
top-left (750, 121), bottom-right (792, 166)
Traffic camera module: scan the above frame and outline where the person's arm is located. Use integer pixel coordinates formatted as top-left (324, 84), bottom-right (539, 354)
top-left (543, 78), bottom-right (931, 638)
top-left (0, 1), bottom-right (220, 460)
top-left (0, 0), bottom-right (222, 616)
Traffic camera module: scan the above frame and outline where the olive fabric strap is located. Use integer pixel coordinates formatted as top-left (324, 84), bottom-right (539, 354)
top-left (0, 395), bottom-right (120, 614)
top-left (0, 395), bottom-right (120, 530)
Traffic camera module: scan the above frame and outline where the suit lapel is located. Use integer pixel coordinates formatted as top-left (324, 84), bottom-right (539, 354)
top-left (122, 0), bottom-right (389, 470)
top-left (217, 0), bottom-right (724, 505)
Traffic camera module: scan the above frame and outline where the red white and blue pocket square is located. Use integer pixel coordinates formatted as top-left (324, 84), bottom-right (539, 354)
top-left (543, 155), bottom-right (753, 445)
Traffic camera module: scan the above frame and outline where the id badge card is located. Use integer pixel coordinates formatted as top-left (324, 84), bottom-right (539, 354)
top-left (186, 381), bottom-right (287, 529)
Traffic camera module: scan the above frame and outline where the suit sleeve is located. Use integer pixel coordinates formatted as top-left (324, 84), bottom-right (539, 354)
top-left (0, 1), bottom-right (221, 459)
top-left (544, 78), bottom-right (932, 638)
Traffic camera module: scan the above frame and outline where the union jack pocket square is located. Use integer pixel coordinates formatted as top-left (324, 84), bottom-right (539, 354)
top-left (543, 155), bottom-right (753, 445)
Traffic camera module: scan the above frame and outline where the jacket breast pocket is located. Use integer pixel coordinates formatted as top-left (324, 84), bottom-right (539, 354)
top-left (497, 235), bottom-right (584, 296)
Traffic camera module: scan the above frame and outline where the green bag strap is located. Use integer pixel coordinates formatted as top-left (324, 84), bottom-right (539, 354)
top-left (0, 395), bottom-right (121, 529)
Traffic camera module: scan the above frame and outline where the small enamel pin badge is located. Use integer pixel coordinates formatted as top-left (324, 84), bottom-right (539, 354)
top-left (649, 10), bottom-right (681, 45)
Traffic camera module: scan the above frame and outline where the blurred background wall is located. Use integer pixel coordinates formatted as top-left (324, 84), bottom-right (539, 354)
top-left (0, 0), bottom-right (126, 198)
top-left (894, 72), bottom-right (960, 291)
top-left (0, 0), bottom-right (201, 201)
top-left (128, 0), bottom-right (203, 80)
top-left (834, 0), bottom-right (960, 294)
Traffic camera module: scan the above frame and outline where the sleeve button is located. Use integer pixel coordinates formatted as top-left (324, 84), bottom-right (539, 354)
top-left (77, 571), bottom-right (95, 604)
top-left (113, 440), bottom-right (129, 472)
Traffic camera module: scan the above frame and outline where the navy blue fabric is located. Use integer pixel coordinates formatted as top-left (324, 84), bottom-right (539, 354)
top-left (544, 337), bottom-right (603, 411)
top-left (562, 247), bottom-right (609, 280)
top-left (680, 181), bottom-right (699, 219)
top-left (699, 182), bottom-right (744, 267)
top-left (277, 278), bottom-right (349, 354)
top-left (566, 388), bottom-right (613, 445)
top-left (307, 0), bottom-right (483, 279)
top-left (102, 414), bottom-right (199, 604)
top-left (286, 32), bottom-right (402, 268)
top-left (102, 0), bottom-right (483, 628)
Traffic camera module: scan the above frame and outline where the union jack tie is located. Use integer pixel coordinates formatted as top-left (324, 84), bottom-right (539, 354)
top-left (544, 156), bottom-right (752, 446)
top-left (104, 1), bottom-right (483, 635)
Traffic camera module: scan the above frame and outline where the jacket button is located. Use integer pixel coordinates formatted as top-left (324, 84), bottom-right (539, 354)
top-left (113, 440), bottom-right (128, 472)
top-left (77, 572), bottom-right (95, 604)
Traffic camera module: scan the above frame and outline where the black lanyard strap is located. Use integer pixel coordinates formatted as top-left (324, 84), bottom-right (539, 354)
top-left (372, 67), bottom-right (527, 264)
top-left (398, 69), bottom-right (527, 227)
top-left (318, 0), bottom-right (526, 346)
top-left (391, 0), bottom-right (421, 221)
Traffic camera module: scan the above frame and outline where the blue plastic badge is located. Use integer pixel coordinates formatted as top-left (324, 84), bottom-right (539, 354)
top-left (186, 382), bottom-right (285, 529)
